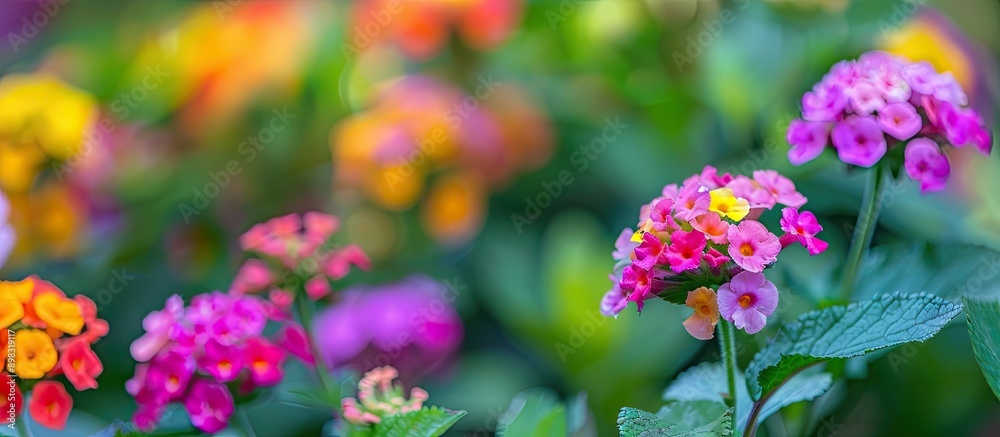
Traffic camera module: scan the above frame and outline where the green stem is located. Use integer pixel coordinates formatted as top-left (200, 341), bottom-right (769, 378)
top-left (839, 166), bottom-right (885, 301)
top-left (295, 294), bottom-right (342, 416)
top-left (234, 407), bottom-right (257, 437)
top-left (719, 320), bottom-right (738, 413)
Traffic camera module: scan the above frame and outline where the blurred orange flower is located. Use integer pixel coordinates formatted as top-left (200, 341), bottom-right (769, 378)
top-left (331, 75), bottom-right (552, 246)
top-left (348, 0), bottom-right (521, 59)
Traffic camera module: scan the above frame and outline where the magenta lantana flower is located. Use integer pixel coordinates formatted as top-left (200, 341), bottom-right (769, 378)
top-left (243, 337), bottom-right (285, 387)
top-left (664, 229), bottom-right (706, 273)
top-left (904, 138), bottom-right (951, 193)
top-left (718, 271), bottom-right (779, 334)
top-left (779, 208), bottom-right (829, 255)
top-left (787, 51), bottom-right (993, 192)
top-left (634, 231), bottom-right (669, 270)
top-left (184, 379), bottom-right (234, 434)
top-left (727, 221), bottom-right (780, 273)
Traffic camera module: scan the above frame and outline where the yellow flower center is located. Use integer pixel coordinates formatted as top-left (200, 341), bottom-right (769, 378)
top-left (739, 243), bottom-right (755, 257)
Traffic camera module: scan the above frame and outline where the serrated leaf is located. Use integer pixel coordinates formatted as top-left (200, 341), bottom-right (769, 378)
top-left (496, 388), bottom-right (566, 437)
top-left (747, 292), bottom-right (963, 400)
top-left (662, 362), bottom-right (750, 426)
top-left (371, 407), bottom-right (466, 437)
top-left (963, 295), bottom-right (1000, 400)
top-left (618, 407), bottom-right (732, 437)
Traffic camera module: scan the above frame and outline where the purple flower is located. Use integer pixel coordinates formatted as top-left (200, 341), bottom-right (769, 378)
top-left (904, 138), bottom-right (950, 193)
top-left (831, 116), bottom-right (887, 167)
top-left (802, 83), bottom-right (848, 122)
top-left (612, 228), bottom-right (638, 262)
top-left (876, 102), bottom-right (921, 141)
top-left (786, 119), bottom-right (831, 165)
top-left (312, 276), bottom-right (463, 377)
top-left (0, 189), bottom-right (13, 269)
top-left (184, 379), bottom-right (234, 434)
top-left (901, 62), bottom-right (939, 95)
top-left (718, 271), bottom-right (778, 334)
top-left (726, 221), bottom-right (780, 273)
top-left (600, 277), bottom-right (629, 317)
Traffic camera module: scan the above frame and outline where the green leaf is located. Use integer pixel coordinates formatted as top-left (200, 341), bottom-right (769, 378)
top-left (662, 362), bottom-right (830, 432)
top-left (496, 388), bottom-right (567, 437)
top-left (754, 372), bottom-right (832, 424)
top-left (747, 292), bottom-right (963, 400)
top-left (370, 407), bottom-right (467, 437)
top-left (656, 401), bottom-right (729, 429)
top-left (618, 407), bottom-right (733, 436)
top-left (963, 295), bottom-right (1000, 400)
top-left (280, 385), bottom-right (338, 410)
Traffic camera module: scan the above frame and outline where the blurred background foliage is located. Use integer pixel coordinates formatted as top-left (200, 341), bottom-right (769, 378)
top-left (1, 0), bottom-right (999, 435)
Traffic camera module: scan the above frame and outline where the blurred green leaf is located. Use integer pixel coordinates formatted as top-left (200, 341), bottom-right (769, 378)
top-left (747, 292), bottom-right (963, 400)
top-left (496, 388), bottom-right (566, 437)
top-left (963, 295), bottom-right (1000, 401)
top-left (617, 407), bottom-right (732, 436)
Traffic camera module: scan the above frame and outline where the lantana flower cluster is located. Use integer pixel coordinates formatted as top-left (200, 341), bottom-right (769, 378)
top-left (341, 366), bottom-right (429, 426)
top-left (127, 292), bottom-right (290, 433)
top-left (601, 166), bottom-right (828, 338)
top-left (231, 212), bottom-right (371, 312)
top-left (129, 212), bottom-right (370, 433)
top-left (787, 51), bottom-right (993, 192)
top-left (1, 276), bottom-right (108, 430)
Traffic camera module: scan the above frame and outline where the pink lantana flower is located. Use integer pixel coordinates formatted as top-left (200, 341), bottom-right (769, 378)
top-left (727, 221), bottom-right (780, 273)
top-left (664, 230), bottom-right (706, 273)
top-left (904, 138), bottom-right (950, 193)
top-left (752, 170), bottom-right (807, 208)
top-left (691, 213), bottom-right (729, 245)
top-left (779, 208), bottom-right (829, 256)
top-left (673, 182), bottom-right (711, 221)
top-left (718, 271), bottom-right (779, 334)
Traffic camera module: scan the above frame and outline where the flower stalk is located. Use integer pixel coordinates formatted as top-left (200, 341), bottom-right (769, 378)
top-left (719, 319), bottom-right (738, 414)
top-left (839, 165), bottom-right (885, 301)
top-left (295, 289), bottom-right (341, 415)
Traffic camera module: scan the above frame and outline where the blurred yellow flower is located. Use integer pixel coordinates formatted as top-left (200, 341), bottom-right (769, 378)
top-left (880, 10), bottom-right (974, 92)
top-left (0, 75), bottom-right (97, 193)
top-left (13, 329), bottom-right (58, 379)
top-left (0, 299), bottom-right (23, 329)
top-left (7, 182), bottom-right (85, 262)
top-left (32, 293), bottom-right (84, 336)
